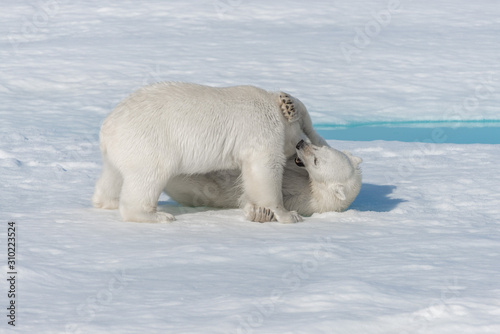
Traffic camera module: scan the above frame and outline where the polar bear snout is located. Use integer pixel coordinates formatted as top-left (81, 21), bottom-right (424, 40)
top-left (295, 140), bottom-right (310, 167)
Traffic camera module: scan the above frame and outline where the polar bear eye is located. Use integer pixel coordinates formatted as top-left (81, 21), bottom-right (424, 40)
top-left (314, 157), bottom-right (318, 165)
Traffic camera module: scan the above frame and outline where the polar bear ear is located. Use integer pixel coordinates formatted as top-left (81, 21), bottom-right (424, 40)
top-left (333, 184), bottom-right (346, 201)
top-left (343, 151), bottom-right (363, 168)
top-left (351, 155), bottom-right (363, 167)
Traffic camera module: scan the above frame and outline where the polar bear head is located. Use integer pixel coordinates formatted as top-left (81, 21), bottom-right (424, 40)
top-left (295, 140), bottom-right (362, 212)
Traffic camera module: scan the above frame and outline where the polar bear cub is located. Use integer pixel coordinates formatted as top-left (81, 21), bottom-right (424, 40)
top-left (166, 140), bottom-right (362, 222)
top-left (92, 82), bottom-right (327, 223)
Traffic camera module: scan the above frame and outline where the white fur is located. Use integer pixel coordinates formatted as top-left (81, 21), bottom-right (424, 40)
top-left (92, 82), bottom-right (326, 223)
top-left (291, 141), bottom-right (362, 215)
top-left (167, 141), bottom-right (362, 221)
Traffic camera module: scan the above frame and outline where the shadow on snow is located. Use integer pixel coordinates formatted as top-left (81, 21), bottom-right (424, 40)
top-left (350, 183), bottom-right (406, 212)
top-left (159, 183), bottom-right (406, 216)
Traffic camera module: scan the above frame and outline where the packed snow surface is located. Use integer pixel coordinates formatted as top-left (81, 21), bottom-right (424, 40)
top-left (1, 0), bottom-right (499, 333)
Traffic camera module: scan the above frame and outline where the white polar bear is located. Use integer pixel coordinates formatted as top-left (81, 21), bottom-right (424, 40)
top-left (92, 82), bottom-right (327, 223)
top-left (166, 140), bottom-right (362, 222)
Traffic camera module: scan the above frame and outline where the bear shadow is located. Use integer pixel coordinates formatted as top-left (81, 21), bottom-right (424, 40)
top-left (157, 201), bottom-right (226, 216)
top-left (349, 183), bottom-right (406, 212)
top-left (158, 183), bottom-right (406, 215)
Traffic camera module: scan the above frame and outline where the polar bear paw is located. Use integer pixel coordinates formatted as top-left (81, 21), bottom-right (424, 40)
top-left (244, 204), bottom-right (275, 223)
top-left (244, 204), bottom-right (302, 223)
top-left (92, 197), bottom-right (119, 210)
top-left (254, 207), bottom-right (276, 223)
top-left (122, 210), bottom-right (176, 223)
top-left (154, 211), bottom-right (176, 223)
top-left (274, 209), bottom-right (303, 224)
top-left (279, 92), bottom-right (299, 122)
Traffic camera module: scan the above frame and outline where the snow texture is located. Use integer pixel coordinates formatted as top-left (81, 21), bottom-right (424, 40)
top-left (1, 0), bottom-right (499, 333)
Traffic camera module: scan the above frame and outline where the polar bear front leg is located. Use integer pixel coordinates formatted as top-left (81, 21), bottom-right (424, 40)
top-left (241, 153), bottom-right (303, 224)
top-left (279, 92), bottom-right (329, 148)
top-left (119, 170), bottom-right (175, 223)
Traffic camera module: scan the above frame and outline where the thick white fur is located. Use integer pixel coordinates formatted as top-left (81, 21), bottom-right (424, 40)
top-left (92, 82), bottom-right (326, 223)
top-left (167, 141), bottom-right (362, 222)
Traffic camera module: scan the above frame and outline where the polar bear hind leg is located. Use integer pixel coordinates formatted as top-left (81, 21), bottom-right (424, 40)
top-left (119, 168), bottom-right (175, 223)
top-left (92, 157), bottom-right (123, 210)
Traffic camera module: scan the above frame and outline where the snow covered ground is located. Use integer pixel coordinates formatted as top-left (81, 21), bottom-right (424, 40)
top-left (1, 0), bottom-right (499, 333)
